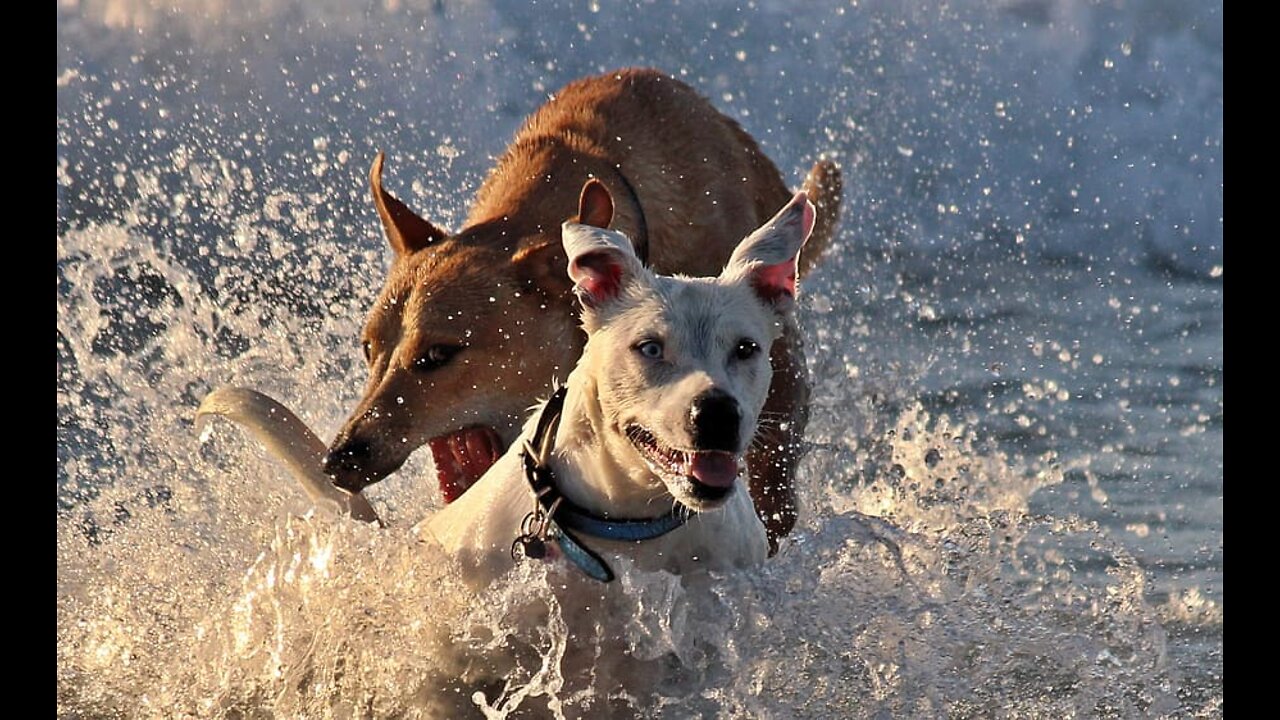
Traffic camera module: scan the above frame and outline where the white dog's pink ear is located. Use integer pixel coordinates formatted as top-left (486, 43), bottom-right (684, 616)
top-left (722, 192), bottom-right (815, 312)
top-left (561, 221), bottom-right (644, 308)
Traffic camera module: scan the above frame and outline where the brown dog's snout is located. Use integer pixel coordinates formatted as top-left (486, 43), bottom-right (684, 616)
top-left (688, 389), bottom-right (742, 452)
top-left (323, 438), bottom-right (376, 492)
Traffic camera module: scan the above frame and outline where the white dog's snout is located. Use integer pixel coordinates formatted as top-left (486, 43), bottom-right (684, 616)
top-left (688, 389), bottom-right (743, 451)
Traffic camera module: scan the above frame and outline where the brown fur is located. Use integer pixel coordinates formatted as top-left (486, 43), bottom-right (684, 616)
top-left (326, 68), bottom-right (842, 549)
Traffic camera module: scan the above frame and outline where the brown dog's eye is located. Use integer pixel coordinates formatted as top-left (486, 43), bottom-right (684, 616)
top-left (413, 344), bottom-right (463, 372)
top-left (734, 339), bottom-right (760, 361)
top-left (361, 340), bottom-right (373, 363)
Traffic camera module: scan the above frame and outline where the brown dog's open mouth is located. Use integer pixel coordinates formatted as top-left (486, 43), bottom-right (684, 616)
top-left (626, 424), bottom-right (741, 500)
top-left (427, 426), bottom-right (505, 502)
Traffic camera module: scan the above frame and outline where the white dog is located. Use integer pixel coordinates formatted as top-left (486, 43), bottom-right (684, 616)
top-left (419, 183), bottom-right (814, 586)
top-left (200, 183), bottom-right (814, 589)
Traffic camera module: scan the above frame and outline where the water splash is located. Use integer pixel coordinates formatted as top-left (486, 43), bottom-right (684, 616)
top-left (56, 258), bottom-right (1185, 715)
top-left (57, 0), bottom-right (1221, 715)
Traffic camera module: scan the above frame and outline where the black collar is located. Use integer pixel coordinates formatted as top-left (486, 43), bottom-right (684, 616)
top-left (511, 386), bottom-right (690, 582)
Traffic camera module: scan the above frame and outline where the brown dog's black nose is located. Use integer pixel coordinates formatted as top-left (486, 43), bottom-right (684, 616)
top-left (688, 389), bottom-right (742, 452)
top-left (324, 440), bottom-right (374, 492)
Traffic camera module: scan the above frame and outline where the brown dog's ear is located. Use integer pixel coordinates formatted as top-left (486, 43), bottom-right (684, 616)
top-left (512, 238), bottom-right (573, 299)
top-left (575, 179), bottom-right (614, 229)
top-left (370, 152), bottom-right (447, 256)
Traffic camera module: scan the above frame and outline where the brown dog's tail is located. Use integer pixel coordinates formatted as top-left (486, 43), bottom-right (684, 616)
top-left (797, 159), bottom-right (843, 278)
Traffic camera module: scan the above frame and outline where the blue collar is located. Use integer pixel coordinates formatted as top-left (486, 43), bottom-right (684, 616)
top-left (511, 386), bottom-right (690, 582)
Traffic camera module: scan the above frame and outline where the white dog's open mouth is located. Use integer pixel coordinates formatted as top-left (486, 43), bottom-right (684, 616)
top-left (625, 424), bottom-right (741, 502)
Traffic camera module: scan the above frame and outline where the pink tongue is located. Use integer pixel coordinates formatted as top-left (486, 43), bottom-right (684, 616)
top-left (427, 426), bottom-right (504, 503)
top-left (688, 451), bottom-right (740, 488)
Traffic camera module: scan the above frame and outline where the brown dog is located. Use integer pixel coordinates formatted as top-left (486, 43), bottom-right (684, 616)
top-left (325, 68), bottom-right (842, 548)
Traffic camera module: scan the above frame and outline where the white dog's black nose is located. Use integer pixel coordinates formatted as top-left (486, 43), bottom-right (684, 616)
top-left (688, 389), bottom-right (742, 452)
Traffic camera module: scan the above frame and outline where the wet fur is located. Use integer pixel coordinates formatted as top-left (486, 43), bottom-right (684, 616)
top-left (328, 68), bottom-right (843, 547)
top-left (423, 195), bottom-right (814, 585)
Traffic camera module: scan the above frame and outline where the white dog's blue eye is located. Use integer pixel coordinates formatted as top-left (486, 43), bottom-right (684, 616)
top-left (734, 339), bottom-right (760, 360)
top-left (636, 340), bottom-right (664, 360)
